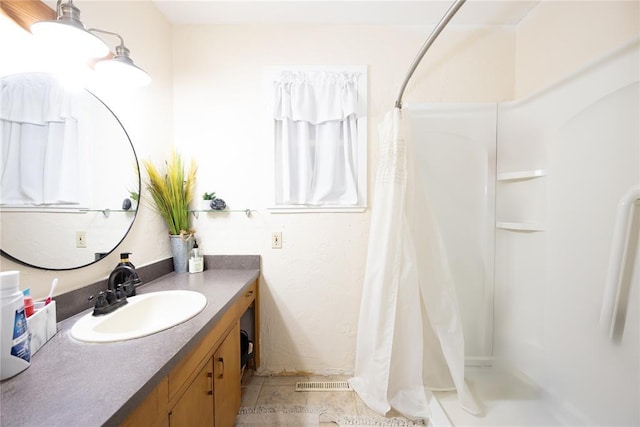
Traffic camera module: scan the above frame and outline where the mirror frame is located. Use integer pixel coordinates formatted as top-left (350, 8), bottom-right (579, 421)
top-left (0, 89), bottom-right (141, 271)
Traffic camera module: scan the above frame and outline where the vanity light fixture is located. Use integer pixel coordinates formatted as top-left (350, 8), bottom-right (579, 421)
top-left (90, 30), bottom-right (152, 87)
top-left (30, 0), bottom-right (151, 86)
top-left (30, 0), bottom-right (109, 59)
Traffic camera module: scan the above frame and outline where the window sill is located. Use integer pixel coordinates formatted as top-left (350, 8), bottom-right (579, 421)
top-left (268, 205), bottom-right (367, 214)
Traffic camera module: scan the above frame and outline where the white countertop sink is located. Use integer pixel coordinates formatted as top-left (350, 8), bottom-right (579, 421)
top-left (70, 290), bottom-right (207, 343)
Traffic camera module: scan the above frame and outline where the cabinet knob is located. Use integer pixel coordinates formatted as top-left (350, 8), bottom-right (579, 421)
top-left (207, 372), bottom-right (213, 395)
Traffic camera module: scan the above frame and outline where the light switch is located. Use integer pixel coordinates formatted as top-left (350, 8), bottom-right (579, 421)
top-left (76, 231), bottom-right (87, 248)
top-left (272, 232), bottom-right (282, 249)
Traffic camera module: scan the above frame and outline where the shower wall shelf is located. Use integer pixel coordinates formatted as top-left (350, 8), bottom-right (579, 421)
top-left (497, 169), bottom-right (547, 182)
top-left (496, 168), bottom-right (547, 230)
top-left (496, 222), bottom-right (545, 232)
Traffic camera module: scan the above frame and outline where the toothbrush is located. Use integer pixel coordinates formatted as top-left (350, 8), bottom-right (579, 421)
top-left (45, 278), bottom-right (58, 305)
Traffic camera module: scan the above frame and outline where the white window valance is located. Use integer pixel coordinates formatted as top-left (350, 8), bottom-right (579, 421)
top-left (0, 72), bottom-right (75, 125)
top-left (273, 71), bottom-right (360, 124)
top-left (272, 69), bottom-right (366, 208)
top-left (0, 73), bottom-right (81, 206)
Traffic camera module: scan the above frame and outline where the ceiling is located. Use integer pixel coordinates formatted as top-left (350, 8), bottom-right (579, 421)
top-left (151, 0), bottom-right (540, 26)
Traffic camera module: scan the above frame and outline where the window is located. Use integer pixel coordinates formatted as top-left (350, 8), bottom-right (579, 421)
top-left (267, 66), bottom-right (367, 212)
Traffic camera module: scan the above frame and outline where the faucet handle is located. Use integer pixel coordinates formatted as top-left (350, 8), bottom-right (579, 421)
top-left (89, 291), bottom-right (107, 305)
top-left (105, 289), bottom-right (117, 305)
top-left (122, 280), bottom-right (137, 297)
top-left (114, 284), bottom-right (127, 301)
top-left (89, 292), bottom-right (109, 315)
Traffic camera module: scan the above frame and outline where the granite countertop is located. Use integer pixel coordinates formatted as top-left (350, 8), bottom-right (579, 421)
top-left (0, 264), bottom-right (260, 426)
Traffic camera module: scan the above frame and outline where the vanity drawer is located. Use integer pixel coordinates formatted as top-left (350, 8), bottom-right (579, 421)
top-left (236, 281), bottom-right (256, 317)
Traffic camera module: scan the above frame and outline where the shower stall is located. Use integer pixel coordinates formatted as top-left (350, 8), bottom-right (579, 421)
top-left (408, 103), bottom-right (496, 363)
top-left (404, 39), bottom-right (639, 425)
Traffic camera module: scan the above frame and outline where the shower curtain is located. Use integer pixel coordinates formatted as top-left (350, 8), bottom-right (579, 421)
top-left (350, 108), bottom-right (479, 419)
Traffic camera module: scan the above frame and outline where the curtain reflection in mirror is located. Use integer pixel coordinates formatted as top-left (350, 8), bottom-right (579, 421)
top-left (0, 72), bottom-right (84, 206)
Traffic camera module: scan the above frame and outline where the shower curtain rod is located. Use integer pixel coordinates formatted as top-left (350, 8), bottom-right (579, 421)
top-left (394, 0), bottom-right (467, 109)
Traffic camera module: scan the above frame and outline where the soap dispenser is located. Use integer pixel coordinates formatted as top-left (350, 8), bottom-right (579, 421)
top-left (189, 240), bottom-right (203, 273)
top-left (119, 252), bottom-right (136, 269)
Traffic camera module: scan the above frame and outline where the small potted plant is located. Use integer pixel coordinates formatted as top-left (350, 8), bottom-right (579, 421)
top-left (202, 192), bottom-right (216, 210)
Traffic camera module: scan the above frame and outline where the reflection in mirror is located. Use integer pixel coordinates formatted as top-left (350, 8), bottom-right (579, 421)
top-left (0, 72), bottom-right (140, 270)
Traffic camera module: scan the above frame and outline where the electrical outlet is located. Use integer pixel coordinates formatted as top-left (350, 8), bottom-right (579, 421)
top-left (272, 232), bottom-right (282, 249)
top-left (76, 231), bottom-right (87, 248)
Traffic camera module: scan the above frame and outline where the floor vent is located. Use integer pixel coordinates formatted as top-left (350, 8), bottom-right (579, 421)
top-left (295, 381), bottom-right (352, 392)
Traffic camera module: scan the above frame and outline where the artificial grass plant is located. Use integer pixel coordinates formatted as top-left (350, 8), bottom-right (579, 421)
top-left (142, 150), bottom-right (197, 236)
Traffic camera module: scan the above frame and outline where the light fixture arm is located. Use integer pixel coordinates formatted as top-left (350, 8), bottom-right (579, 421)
top-left (88, 28), bottom-right (129, 57)
top-left (88, 28), bottom-right (152, 86)
top-left (54, 0), bottom-right (63, 19)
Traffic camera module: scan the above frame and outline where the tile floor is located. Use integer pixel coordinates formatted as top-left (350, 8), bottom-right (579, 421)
top-left (240, 368), bottom-right (568, 426)
top-left (240, 374), bottom-right (417, 426)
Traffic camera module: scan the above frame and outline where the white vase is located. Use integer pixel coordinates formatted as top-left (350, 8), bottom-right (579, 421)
top-left (170, 235), bottom-right (192, 273)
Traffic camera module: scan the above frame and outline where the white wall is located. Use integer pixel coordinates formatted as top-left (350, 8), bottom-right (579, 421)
top-left (0, 0), bottom-right (175, 298)
top-left (171, 23), bottom-right (515, 374)
top-left (495, 2), bottom-right (640, 424)
top-left (515, 1), bottom-right (639, 98)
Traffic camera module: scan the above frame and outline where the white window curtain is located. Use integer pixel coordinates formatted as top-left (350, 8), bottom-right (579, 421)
top-left (273, 70), bottom-right (360, 206)
top-left (0, 72), bottom-right (80, 205)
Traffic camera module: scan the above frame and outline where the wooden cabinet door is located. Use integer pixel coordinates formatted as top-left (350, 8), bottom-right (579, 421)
top-left (213, 323), bottom-right (241, 427)
top-left (121, 378), bottom-right (168, 427)
top-left (170, 361), bottom-right (214, 427)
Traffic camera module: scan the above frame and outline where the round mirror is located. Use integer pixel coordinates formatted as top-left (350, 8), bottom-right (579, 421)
top-left (0, 73), bottom-right (140, 270)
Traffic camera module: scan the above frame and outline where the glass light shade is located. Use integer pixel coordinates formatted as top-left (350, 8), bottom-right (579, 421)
top-left (31, 20), bottom-right (110, 59)
top-left (95, 56), bottom-right (152, 87)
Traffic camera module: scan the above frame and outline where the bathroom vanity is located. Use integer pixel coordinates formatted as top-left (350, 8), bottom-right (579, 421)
top-left (123, 279), bottom-right (257, 427)
top-left (0, 259), bottom-right (259, 427)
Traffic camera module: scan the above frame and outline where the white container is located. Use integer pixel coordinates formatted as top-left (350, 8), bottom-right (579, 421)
top-left (189, 255), bottom-right (204, 273)
top-left (0, 271), bottom-right (31, 380)
top-left (27, 301), bottom-right (57, 355)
